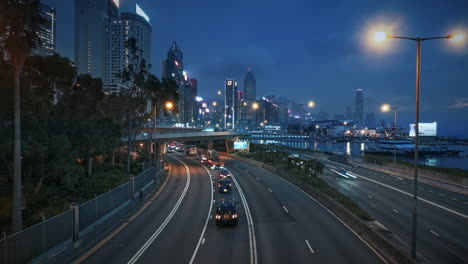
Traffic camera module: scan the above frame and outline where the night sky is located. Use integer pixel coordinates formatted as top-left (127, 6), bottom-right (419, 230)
top-left (44, 0), bottom-right (468, 137)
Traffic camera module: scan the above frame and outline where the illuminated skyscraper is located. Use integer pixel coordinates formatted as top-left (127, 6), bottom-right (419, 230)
top-left (225, 80), bottom-right (238, 129)
top-left (32, 3), bottom-right (56, 56)
top-left (75, 0), bottom-right (118, 78)
top-left (104, 5), bottom-right (151, 93)
top-left (244, 67), bottom-right (256, 101)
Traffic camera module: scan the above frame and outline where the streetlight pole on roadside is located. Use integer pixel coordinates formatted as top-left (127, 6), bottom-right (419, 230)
top-left (381, 104), bottom-right (398, 162)
top-left (153, 102), bottom-right (174, 166)
top-left (373, 30), bottom-right (465, 259)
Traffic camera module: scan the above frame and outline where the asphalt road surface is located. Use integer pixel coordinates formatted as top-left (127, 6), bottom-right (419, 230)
top-left (73, 153), bottom-right (384, 264)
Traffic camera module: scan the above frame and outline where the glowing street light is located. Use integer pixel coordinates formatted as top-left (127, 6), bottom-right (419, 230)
top-left (165, 101), bottom-right (174, 110)
top-left (252, 102), bottom-right (259, 110)
top-left (212, 101), bottom-right (217, 106)
top-left (372, 28), bottom-right (465, 259)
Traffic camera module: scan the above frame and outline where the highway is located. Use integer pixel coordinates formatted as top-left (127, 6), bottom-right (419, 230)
top-left (73, 153), bottom-right (384, 264)
top-left (295, 151), bottom-right (468, 264)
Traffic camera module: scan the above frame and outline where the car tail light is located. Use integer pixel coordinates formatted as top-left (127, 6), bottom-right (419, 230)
top-left (232, 213), bottom-right (237, 218)
top-left (218, 184), bottom-right (221, 187)
top-left (215, 214), bottom-right (221, 219)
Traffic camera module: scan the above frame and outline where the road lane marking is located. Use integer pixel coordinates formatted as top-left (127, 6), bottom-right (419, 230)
top-left (268, 188), bottom-right (273, 193)
top-left (305, 240), bottom-right (315, 254)
top-left (368, 195), bottom-right (373, 199)
top-left (73, 163), bottom-right (173, 264)
top-left (464, 202), bottom-right (468, 205)
top-left (230, 170), bottom-right (258, 264)
top-left (430, 230), bottom-right (440, 237)
top-left (189, 158), bottom-right (214, 264)
top-left (439, 194), bottom-right (446, 197)
top-left (451, 197), bottom-right (458, 201)
top-left (256, 177), bottom-right (260, 181)
top-left (347, 172), bottom-right (467, 219)
top-left (127, 158), bottom-right (190, 264)
top-left (283, 205), bottom-right (289, 213)
top-left (392, 209), bottom-right (399, 214)
top-left (210, 215), bottom-right (212, 219)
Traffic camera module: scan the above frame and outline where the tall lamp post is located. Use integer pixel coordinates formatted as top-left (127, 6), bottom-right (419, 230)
top-left (153, 101), bottom-right (174, 165)
top-left (381, 104), bottom-right (398, 162)
top-left (299, 101), bottom-right (315, 122)
top-left (374, 31), bottom-right (465, 259)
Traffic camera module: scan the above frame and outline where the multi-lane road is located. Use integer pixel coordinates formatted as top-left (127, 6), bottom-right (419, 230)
top-left (73, 153), bottom-right (385, 264)
top-left (296, 151), bottom-right (468, 264)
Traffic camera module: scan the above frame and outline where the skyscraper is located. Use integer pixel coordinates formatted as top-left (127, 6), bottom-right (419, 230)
top-left (32, 3), bottom-right (56, 56)
top-left (75, 0), bottom-right (118, 78)
top-left (345, 106), bottom-right (352, 120)
top-left (104, 6), bottom-right (151, 93)
top-left (355, 89), bottom-right (364, 127)
top-left (244, 67), bottom-right (256, 101)
top-left (224, 80), bottom-right (237, 129)
top-left (162, 41), bottom-right (187, 124)
top-left (367, 112), bottom-right (376, 129)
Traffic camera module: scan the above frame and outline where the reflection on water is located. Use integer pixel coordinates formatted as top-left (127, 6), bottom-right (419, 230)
top-left (245, 139), bottom-right (468, 170)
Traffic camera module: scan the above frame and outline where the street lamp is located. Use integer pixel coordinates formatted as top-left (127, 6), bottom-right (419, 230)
top-left (374, 30), bottom-right (464, 259)
top-left (153, 101), bottom-right (174, 163)
top-left (299, 101), bottom-right (315, 121)
top-left (382, 104), bottom-right (398, 163)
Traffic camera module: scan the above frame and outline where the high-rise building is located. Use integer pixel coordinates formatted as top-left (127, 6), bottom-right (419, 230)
top-left (355, 89), bottom-right (364, 126)
top-left (224, 80), bottom-right (238, 129)
top-left (162, 41), bottom-right (186, 124)
top-left (32, 3), bottom-right (56, 56)
top-left (75, 0), bottom-right (118, 78)
top-left (244, 67), bottom-right (256, 101)
top-left (104, 6), bottom-right (151, 93)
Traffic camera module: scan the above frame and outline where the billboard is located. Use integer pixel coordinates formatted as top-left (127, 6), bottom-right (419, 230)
top-left (409, 122), bottom-right (437, 137)
top-left (234, 141), bottom-right (249, 150)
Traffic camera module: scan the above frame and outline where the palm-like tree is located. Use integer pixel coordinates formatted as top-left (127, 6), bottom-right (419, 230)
top-left (0, 0), bottom-right (43, 233)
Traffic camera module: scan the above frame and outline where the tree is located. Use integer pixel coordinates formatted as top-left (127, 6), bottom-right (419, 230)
top-left (0, 0), bottom-right (44, 233)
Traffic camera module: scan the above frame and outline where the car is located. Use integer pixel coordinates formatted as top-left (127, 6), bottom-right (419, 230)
top-left (218, 178), bottom-right (232, 193)
top-left (218, 169), bottom-right (231, 179)
top-left (215, 199), bottom-right (238, 226)
top-left (166, 148), bottom-right (174, 153)
top-left (211, 163), bottom-right (224, 170)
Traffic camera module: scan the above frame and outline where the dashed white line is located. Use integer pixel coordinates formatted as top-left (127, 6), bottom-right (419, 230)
top-left (368, 195), bottom-right (373, 199)
top-left (429, 190), bottom-right (434, 193)
top-left (392, 209), bottom-right (399, 214)
top-left (430, 230), bottom-right (440, 237)
top-left (305, 240), bottom-right (315, 254)
top-left (464, 202), bottom-right (468, 205)
top-left (268, 188), bottom-right (272, 193)
top-left (256, 177), bottom-right (260, 181)
top-left (451, 197), bottom-right (458, 201)
top-left (283, 205), bottom-right (289, 213)
top-left (439, 193), bottom-right (446, 197)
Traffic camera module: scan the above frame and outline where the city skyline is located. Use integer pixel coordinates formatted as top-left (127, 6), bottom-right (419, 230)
top-left (44, 0), bottom-right (468, 136)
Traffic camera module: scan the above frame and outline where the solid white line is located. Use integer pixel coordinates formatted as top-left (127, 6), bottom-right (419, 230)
top-left (349, 172), bottom-right (467, 219)
top-left (127, 158), bottom-right (191, 264)
top-left (283, 205), bottom-right (289, 213)
top-left (268, 188), bottom-right (272, 193)
top-left (392, 209), bottom-right (399, 214)
top-left (430, 230), bottom-right (440, 237)
top-left (231, 171), bottom-right (258, 264)
top-left (326, 164), bottom-right (339, 170)
top-left (189, 158), bottom-right (214, 264)
top-left (209, 215), bottom-right (212, 219)
top-left (305, 240), bottom-right (315, 254)
top-left (268, 169), bottom-right (388, 264)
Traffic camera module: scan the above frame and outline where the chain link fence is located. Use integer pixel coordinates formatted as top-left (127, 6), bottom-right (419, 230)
top-left (0, 163), bottom-right (165, 264)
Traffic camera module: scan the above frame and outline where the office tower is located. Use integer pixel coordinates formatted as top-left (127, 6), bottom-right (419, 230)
top-left (355, 89), bottom-right (364, 127)
top-left (162, 41), bottom-right (186, 124)
top-left (367, 112), bottom-right (376, 129)
top-left (75, 0), bottom-right (118, 78)
top-left (224, 80), bottom-right (237, 129)
top-left (104, 5), bottom-right (151, 93)
top-left (244, 67), bottom-right (256, 101)
top-left (191, 79), bottom-right (198, 125)
top-left (32, 3), bottom-right (56, 56)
